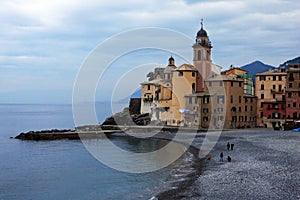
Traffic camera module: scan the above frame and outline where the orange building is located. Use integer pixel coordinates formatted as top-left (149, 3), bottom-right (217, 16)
top-left (255, 68), bottom-right (287, 127)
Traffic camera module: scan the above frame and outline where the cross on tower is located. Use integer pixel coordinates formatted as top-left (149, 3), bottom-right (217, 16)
top-left (201, 18), bottom-right (203, 29)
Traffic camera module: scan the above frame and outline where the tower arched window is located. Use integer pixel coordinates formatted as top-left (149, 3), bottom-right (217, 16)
top-left (197, 50), bottom-right (201, 60)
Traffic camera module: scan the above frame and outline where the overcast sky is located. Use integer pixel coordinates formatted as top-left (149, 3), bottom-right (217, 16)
top-left (0, 0), bottom-right (299, 103)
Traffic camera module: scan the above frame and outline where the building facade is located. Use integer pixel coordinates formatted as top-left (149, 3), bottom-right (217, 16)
top-left (255, 68), bottom-right (287, 128)
top-left (286, 64), bottom-right (300, 121)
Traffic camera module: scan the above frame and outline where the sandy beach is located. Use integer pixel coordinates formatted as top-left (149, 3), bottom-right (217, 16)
top-left (160, 129), bottom-right (300, 199)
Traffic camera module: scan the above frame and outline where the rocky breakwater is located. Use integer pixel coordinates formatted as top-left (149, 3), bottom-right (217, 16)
top-left (15, 129), bottom-right (78, 140)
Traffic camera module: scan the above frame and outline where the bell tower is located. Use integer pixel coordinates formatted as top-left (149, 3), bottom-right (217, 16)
top-left (193, 19), bottom-right (213, 92)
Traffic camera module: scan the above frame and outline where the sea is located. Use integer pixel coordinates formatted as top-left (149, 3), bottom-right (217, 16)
top-left (0, 103), bottom-right (196, 200)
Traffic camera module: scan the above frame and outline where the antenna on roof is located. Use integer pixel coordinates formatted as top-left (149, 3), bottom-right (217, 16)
top-left (201, 18), bottom-right (203, 29)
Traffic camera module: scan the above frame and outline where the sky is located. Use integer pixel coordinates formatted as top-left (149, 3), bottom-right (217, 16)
top-left (0, 0), bottom-right (299, 104)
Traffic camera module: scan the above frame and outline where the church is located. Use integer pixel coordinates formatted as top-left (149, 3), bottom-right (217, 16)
top-left (140, 22), bottom-right (257, 129)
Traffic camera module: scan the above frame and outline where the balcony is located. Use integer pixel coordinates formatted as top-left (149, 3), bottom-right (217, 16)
top-left (143, 98), bottom-right (153, 103)
top-left (271, 89), bottom-right (284, 94)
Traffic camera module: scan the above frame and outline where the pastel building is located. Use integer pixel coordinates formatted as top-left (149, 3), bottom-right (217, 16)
top-left (286, 64), bottom-right (300, 120)
top-left (255, 68), bottom-right (287, 128)
top-left (140, 22), bottom-right (256, 129)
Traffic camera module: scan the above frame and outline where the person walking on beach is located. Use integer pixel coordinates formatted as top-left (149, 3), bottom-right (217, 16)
top-left (227, 142), bottom-right (230, 151)
top-left (220, 152), bottom-right (224, 162)
top-left (230, 143), bottom-right (234, 150)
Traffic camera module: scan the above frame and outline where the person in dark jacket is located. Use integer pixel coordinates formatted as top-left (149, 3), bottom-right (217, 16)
top-left (227, 156), bottom-right (232, 162)
top-left (220, 152), bottom-right (224, 162)
top-left (227, 142), bottom-right (230, 151)
top-left (230, 143), bottom-right (234, 150)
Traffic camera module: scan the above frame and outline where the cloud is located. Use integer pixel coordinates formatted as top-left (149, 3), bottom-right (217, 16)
top-left (0, 0), bottom-right (299, 103)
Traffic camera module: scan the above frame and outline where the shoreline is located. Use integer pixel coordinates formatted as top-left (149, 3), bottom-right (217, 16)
top-left (14, 127), bottom-right (300, 199)
top-left (173, 129), bottom-right (300, 199)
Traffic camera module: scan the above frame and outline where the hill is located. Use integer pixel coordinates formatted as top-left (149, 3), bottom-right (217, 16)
top-left (278, 56), bottom-right (300, 68)
top-left (240, 61), bottom-right (275, 84)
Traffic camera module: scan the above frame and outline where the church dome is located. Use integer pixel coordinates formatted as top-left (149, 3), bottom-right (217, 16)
top-left (197, 27), bottom-right (207, 38)
top-left (169, 56), bottom-right (174, 62)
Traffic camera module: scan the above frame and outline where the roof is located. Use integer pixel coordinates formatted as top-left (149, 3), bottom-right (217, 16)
top-left (141, 79), bottom-right (172, 87)
top-left (205, 75), bottom-right (243, 82)
top-left (256, 69), bottom-right (287, 76)
top-left (221, 67), bottom-right (248, 74)
top-left (176, 64), bottom-right (197, 71)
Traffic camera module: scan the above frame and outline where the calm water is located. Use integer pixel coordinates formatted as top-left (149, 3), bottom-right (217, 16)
top-left (0, 104), bottom-right (194, 199)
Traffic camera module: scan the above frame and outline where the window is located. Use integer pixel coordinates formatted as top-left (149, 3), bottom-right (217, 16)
top-left (239, 96), bottom-right (242, 103)
top-left (273, 75), bottom-right (276, 81)
top-left (245, 98), bottom-right (248, 103)
top-left (239, 82), bottom-right (242, 87)
top-left (192, 83), bottom-right (196, 93)
top-left (273, 85), bottom-right (276, 90)
top-left (289, 73), bottom-right (294, 81)
top-left (230, 96), bottom-right (233, 103)
top-left (279, 85), bottom-right (282, 91)
top-left (289, 83), bottom-right (293, 88)
top-left (298, 92), bottom-right (300, 97)
top-left (260, 112), bottom-right (263, 118)
top-left (273, 94), bottom-right (275, 99)
top-left (239, 107), bottom-right (242, 112)
top-left (245, 106), bottom-right (248, 111)
top-left (245, 116), bottom-right (247, 121)
top-left (189, 97), bottom-right (192, 104)
top-left (197, 50), bottom-right (201, 60)
top-left (260, 75), bottom-right (265, 81)
top-left (250, 106), bottom-right (253, 111)
top-left (217, 96), bottom-right (224, 104)
top-left (194, 97), bottom-right (198, 104)
top-left (261, 84), bottom-right (264, 90)
top-left (279, 76), bottom-right (282, 81)
top-left (192, 72), bottom-right (195, 77)
top-left (261, 94), bottom-right (264, 99)
top-left (293, 102), bottom-right (296, 107)
top-left (288, 92), bottom-right (292, 98)
top-left (293, 112), bottom-right (297, 119)
top-left (178, 71), bottom-right (183, 76)
top-left (203, 108), bottom-right (209, 113)
top-left (298, 83), bottom-right (300, 88)
top-left (288, 104), bottom-right (290, 107)
top-left (147, 85), bottom-right (150, 90)
top-left (204, 96), bottom-right (209, 104)
top-left (231, 82), bottom-right (233, 87)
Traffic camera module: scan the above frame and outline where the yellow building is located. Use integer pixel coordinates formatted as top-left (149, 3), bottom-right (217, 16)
top-left (140, 57), bottom-right (175, 116)
top-left (167, 64), bottom-right (197, 126)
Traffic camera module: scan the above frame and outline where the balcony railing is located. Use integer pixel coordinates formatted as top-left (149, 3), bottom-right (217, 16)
top-left (143, 98), bottom-right (153, 103)
top-left (271, 89), bottom-right (284, 94)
